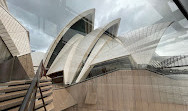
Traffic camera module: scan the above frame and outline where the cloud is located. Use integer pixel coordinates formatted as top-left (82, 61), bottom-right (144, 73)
top-left (6, 0), bottom-right (188, 57)
top-left (156, 31), bottom-right (188, 56)
top-left (29, 29), bottom-right (54, 52)
top-left (7, 1), bottom-right (55, 52)
top-left (8, 0), bottom-right (154, 52)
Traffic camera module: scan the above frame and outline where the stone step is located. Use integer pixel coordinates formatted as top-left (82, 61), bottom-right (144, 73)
top-left (5, 86), bottom-right (53, 111)
top-left (39, 82), bottom-right (52, 87)
top-left (7, 106), bottom-right (19, 111)
top-left (0, 96), bottom-right (24, 110)
top-left (35, 96), bottom-right (53, 109)
top-left (0, 87), bottom-right (52, 102)
top-left (0, 90), bottom-right (27, 102)
top-left (37, 85), bottom-right (52, 92)
top-left (0, 77), bottom-right (51, 87)
top-left (40, 77), bottom-right (52, 82)
top-left (36, 89), bottom-right (53, 99)
top-left (0, 77), bottom-right (52, 110)
top-left (8, 102), bottom-right (55, 111)
top-left (0, 80), bottom-right (31, 86)
top-left (0, 84), bottom-right (30, 93)
top-left (0, 81), bottom-right (51, 93)
top-left (36, 103), bottom-right (54, 111)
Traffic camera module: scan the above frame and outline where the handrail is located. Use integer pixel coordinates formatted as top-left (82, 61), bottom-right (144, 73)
top-left (146, 65), bottom-right (188, 76)
top-left (158, 55), bottom-right (188, 69)
top-left (19, 60), bottom-right (47, 111)
top-left (38, 86), bottom-right (47, 111)
top-left (19, 74), bottom-right (38, 111)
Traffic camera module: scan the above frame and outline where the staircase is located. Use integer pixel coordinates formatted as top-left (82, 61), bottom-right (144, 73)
top-left (0, 77), bottom-right (54, 111)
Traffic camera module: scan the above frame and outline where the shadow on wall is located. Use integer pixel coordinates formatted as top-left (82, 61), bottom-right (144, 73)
top-left (0, 57), bottom-right (29, 83)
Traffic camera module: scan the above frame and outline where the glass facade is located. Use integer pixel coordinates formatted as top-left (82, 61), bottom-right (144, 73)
top-left (0, 0), bottom-right (188, 110)
top-left (6, 0), bottom-right (188, 86)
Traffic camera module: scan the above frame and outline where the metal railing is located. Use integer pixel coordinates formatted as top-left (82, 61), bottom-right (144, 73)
top-left (147, 64), bottom-right (188, 76)
top-left (19, 60), bottom-right (47, 111)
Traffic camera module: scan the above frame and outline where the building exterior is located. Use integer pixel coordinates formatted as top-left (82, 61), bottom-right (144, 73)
top-left (0, 0), bottom-right (188, 111)
top-left (31, 52), bottom-right (45, 73)
top-left (44, 9), bottom-right (175, 85)
top-left (0, 0), bottom-right (34, 82)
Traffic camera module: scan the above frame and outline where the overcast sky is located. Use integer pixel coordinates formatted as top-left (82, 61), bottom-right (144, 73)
top-left (6, 0), bottom-right (188, 56)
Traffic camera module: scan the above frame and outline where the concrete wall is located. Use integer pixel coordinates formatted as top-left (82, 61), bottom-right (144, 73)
top-left (0, 37), bottom-right (12, 63)
top-left (64, 70), bottom-right (188, 111)
top-left (0, 5), bottom-right (31, 56)
top-left (18, 53), bottom-right (35, 78)
top-left (0, 4), bottom-right (34, 79)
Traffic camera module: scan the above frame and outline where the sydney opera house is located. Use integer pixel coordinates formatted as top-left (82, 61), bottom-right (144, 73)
top-left (0, 0), bottom-right (188, 110)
